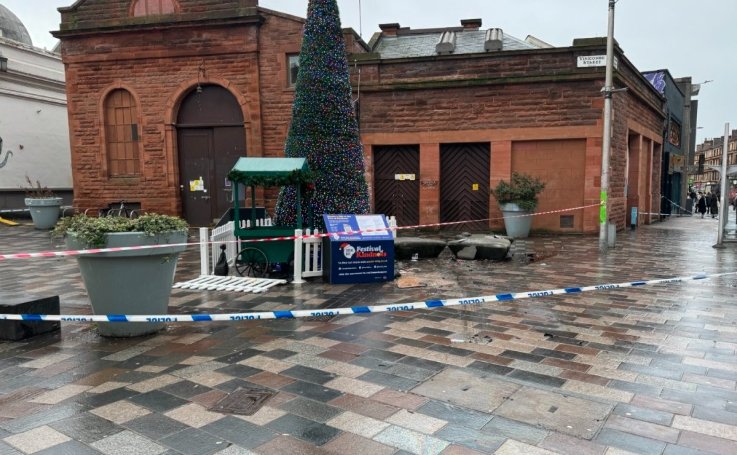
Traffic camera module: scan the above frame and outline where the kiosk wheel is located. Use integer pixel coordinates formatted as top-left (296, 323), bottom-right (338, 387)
top-left (235, 247), bottom-right (269, 277)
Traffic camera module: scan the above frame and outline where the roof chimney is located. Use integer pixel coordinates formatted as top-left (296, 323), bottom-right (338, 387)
top-left (436, 31), bottom-right (457, 55)
top-left (484, 28), bottom-right (504, 51)
top-left (460, 18), bottom-right (482, 30)
top-left (379, 23), bottom-right (401, 37)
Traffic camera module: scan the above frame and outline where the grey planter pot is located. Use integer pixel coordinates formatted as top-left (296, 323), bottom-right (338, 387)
top-left (25, 197), bottom-right (62, 230)
top-left (67, 231), bottom-right (188, 337)
top-left (500, 202), bottom-right (534, 238)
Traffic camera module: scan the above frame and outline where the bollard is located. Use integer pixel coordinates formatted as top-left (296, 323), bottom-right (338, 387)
top-left (607, 222), bottom-right (616, 248)
top-left (293, 229), bottom-right (305, 284)
top-left (630, 207), bottom-right (638, 230)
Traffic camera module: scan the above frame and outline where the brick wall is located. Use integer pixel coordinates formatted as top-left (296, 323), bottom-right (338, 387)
top-left (60, 5), bottom-right (304, 214)
top-left (59, 0), bottom-right (259, 30)
top-left (359, 81), bottom-right (603, 134)
top-left (355, 46), bottom-right (665, 234)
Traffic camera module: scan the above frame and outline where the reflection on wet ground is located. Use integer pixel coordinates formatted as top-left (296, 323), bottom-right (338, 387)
top-left (0, 210), bottom-right (736, 454)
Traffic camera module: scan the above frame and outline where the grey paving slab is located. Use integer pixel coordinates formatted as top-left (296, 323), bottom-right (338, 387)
top-left (0, 441), bottom-right (22, 455)
top-left (358, 370), bottom-right (420, 391)
top-left (416, 400), bottom-right (493, 430)
top-left (595, 428), bottom-right (668, 455)
top-left (612, 403), bottom-right (674, 426)
top-left (663, 444), bottom-right (722, 455)
top-left (280, 380), bottom-right (343, 402)
top-left (434, 424), bottom-right (506, 453)
top-left (49, 412), bottom-right (123, 444)
top-left (201, 416), bottom-right (276, 449)
top-left (0, 402), bottom-right (89, 433)
top-left (280, 365), bottom-right (336, 385)
top-left (482, 415), bottom-right (549, 445)
top-left (129, 391), bottom-right (190, 413)
top-left (411, 368), bottom-right (520, 413)
top-left (278, 397), bottom-right (343, 423)
top-left (494, 387), bottom-right (611, 440)
top-left (124, 414), bottom-right (190, 441)
top-left (266, 414), bottom-right (341, 446)
top-left (373, 425), bottom-right (450, 454)
top-left (691, 406), bottom-right (737, 426)
top-left (90, 430), bottom-right (167, 455)
top-left (35, 440), bottom-right (103, 455)
top-left (159, 428), bottom-right (228, 455)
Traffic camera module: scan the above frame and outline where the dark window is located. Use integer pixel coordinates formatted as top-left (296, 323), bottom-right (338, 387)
top-left (560, 215), bottom-right (574, 228)
top-left (104, 89), bottom-right (141, 177)
top-left (288, 54), bottom-right (300, 87)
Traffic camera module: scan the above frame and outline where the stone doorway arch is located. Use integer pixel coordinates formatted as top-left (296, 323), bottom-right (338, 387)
top-left (176, 84), bottom-right (245, 226)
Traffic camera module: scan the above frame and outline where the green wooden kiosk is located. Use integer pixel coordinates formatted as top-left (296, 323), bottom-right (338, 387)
top-left (227, 157), bottom-right (311, 277)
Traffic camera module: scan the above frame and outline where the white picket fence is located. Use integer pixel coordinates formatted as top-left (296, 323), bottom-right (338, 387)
top-left (198, 216), bottom-right (397, 284)
top-left (198, 223), bottom-right (323, 283)
top-left (293, 228), bottom-right (323, 283)
top-left (209, 221), bottom-right (238, 273)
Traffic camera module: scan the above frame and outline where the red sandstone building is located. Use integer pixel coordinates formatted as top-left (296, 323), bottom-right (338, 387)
top-left (54, 0), bottom-right (665, 233)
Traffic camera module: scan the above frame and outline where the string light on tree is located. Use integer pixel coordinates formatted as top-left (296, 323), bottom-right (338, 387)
top-left (274, 0), bottom-right (370, 229)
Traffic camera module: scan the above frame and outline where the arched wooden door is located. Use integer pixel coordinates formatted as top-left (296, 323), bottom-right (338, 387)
top-left (177, 85), bottom-right (245, 226)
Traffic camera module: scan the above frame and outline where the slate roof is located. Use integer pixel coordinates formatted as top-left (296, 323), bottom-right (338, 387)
top-left (373, 29), bottom-right (540, 59)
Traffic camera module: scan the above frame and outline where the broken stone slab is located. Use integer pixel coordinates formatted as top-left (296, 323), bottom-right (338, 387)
top-left (394, 237), bottom-right (447, 260)
top-left (447, 234), bottom-right (512, 261)
top-left (0, 294), bottom-right (60, 341)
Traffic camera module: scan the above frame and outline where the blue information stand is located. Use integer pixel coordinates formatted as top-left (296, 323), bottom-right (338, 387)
top-left (322, 214), bottom-right (395, 284)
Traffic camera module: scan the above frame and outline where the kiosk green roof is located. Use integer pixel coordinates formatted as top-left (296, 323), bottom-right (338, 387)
top-left (227, 157), bottom-right (311, 187)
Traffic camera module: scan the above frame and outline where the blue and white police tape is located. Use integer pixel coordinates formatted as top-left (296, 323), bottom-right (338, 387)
top-left (1, 271), bottom-right (735, 323)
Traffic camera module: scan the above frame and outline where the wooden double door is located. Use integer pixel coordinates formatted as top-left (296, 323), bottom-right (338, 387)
top-left (440, 143), bottom-right (490, 230)
top-left (374, 145), bottom-right (420, 227)
top-left (177, 85), bottom-right (245, 226)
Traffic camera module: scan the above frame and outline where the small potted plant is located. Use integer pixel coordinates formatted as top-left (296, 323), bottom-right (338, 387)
top-left (53, 213), bottom-right (189, 337)
top-left (24, 176), bottom-right (63, 229)
top-left (491, 172), bottom-right (546, 238)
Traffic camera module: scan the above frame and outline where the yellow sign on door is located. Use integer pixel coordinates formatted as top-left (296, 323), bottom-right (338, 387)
top-left (472, 183), bottom-right (479, 191)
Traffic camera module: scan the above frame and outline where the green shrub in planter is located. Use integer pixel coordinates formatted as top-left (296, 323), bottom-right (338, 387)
top-left (53, 213), bottom-right (190, 337)
top-left (53, 213), bottom-right (189, 247)
top-left (491, 172), bottom-right (546, 211)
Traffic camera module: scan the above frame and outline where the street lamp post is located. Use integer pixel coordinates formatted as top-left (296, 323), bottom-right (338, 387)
top-left (599, 0), bottom-right (616, 252)
top-left (716, 122), bottom-right (730, 247)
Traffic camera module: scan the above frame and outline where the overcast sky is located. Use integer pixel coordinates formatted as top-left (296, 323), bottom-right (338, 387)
top-left (4, 0), bottom-right (735, 144)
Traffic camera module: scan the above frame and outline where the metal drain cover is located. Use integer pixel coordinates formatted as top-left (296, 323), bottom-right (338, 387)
top-left (209, 387), bottom-right (275, 416)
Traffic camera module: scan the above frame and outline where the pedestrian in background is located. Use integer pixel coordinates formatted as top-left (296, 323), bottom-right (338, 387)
top-left (710, 192), bottom-right (719, 219)
top-left (705, 192), bottom-right (712, 215)
top-left (697, 192), bottom-right (707, 218)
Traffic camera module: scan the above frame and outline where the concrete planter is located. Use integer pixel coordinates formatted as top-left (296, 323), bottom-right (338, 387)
top-left (500, 202), bottom-right (534, 239)
top-left (25, 197), bottom-right (62, 230)
top-left (66, 231), bottom-right (187, 337)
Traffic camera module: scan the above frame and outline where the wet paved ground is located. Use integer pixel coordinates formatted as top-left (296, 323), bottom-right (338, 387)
top-left (0, 210), bottom-right (736, 454)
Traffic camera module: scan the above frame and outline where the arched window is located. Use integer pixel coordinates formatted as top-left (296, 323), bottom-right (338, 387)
top-left (131, 0), bottom-right (178, 17)
top-left (104, 89), bottom-right (141, 177)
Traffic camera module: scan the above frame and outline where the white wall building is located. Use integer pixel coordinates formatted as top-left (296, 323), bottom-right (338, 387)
top-left (0, 3), bottom-right (71, 211)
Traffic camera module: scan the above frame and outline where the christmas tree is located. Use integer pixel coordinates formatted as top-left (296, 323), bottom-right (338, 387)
top-left (274, 0), bottom-right (370, 229)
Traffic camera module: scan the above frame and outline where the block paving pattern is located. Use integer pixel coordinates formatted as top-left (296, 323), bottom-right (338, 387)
top-left (0, 211), bottom-right (736, 454)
